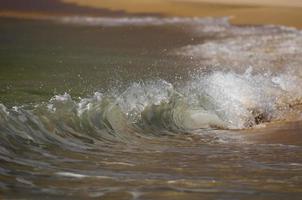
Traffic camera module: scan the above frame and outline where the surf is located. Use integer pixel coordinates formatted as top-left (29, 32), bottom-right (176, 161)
top-left (0, 69), bottom-right (301, 148)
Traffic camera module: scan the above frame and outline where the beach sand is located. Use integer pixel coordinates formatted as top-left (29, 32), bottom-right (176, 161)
top-left (1, 0), bottom-right (302, 28)
top-left (62, 0), bottom-right (302, 28)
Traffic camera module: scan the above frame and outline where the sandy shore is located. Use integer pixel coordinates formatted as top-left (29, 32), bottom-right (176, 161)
top-left (62, 0), bottom-right (302, 28)
top-left (171, 0), bottom-right (302, 7)
top-left (1, 0), bottom-right (302, 28)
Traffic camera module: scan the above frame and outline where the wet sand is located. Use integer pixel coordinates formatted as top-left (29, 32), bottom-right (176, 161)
top-left (241, 121), bottom-right (302, 146)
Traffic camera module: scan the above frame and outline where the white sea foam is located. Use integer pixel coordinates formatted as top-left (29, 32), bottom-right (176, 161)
top-left (183, 69), bottom-right (302, 128)
top-left (56, 172), bottom-right (89, 178)
top-left (58, 16), bottom-right (229, 27)
top-left (56, 172), bottom-right (112, 179)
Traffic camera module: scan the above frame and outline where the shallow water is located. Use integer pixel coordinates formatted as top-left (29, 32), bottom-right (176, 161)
top-left (0, 17), bottom-right (302, 199)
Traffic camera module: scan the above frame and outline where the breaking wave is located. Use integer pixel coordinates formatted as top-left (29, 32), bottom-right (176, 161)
top-left (0, 70), bottom-right (301, 148)
top-left (0, 16), bottom-right (301, 145)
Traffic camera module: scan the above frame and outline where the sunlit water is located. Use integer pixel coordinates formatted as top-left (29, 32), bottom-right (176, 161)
top-left (0, 17), bottom-right (302, 199)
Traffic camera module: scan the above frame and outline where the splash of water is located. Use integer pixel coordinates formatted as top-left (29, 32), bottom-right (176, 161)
top-left (0, 70), bottom-right (301, 149)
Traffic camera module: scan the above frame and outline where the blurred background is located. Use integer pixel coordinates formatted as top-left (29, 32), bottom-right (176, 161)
top-left (1, 0), bottom-right (302, 27)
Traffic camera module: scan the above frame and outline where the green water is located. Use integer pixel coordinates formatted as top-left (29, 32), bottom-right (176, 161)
top-left (0, 18), bottom-right (195, 105)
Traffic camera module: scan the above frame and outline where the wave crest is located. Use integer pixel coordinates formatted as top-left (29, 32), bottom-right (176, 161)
top-left (0, 70), bottom-right (301, 147)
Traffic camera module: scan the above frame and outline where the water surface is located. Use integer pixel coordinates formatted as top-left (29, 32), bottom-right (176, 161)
top-left (0, 16), bottom-right (302, 199)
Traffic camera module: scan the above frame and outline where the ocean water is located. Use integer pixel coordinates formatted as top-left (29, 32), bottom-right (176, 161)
top-left (0, 16), bottom-right (302, 199)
